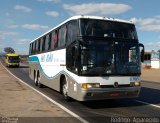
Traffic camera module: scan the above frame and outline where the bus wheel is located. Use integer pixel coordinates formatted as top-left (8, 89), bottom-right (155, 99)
top-left (34, 71), bottom-right (38, 86)
top-left (62, 79), bottom-right (70, 101)
top-left (37, 72), bottom-right (43, 88)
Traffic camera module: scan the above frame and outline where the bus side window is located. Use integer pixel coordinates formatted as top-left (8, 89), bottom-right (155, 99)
top-left (29, 44), bottom-right (32, 55)
top-left (54, 30), bottom-right (58, 49)
top-left (31, 43), bottom-right (33, 54)
top-left (45, 35), bottom-right (49, 51)
top-left (35, 40), bottom-right (37, 54)
top-left (38, 39), bottom-right (41, 53)
top-left (66, 42), bottom-right (79, 73)
top-left (66, 20), bottom-right (78, 46)
top-left (33, 42), bottom-right (35, 54)
top-left (42, 36), bottom-right (46, 51)
top-left (48, 33), bottom-right (52, 50)
top-left (40, 38), bottom-right (43, 52)
top-left (58, 25), bottom-right (66, 48)
top-left (36, 40), bottom-right (39, 54)
top-left (51, 31), bottom-right (55, 50)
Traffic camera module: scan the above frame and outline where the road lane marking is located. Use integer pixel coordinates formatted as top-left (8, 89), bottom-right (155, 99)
top-left (136, 100), bottom-right (160, 109)
top-left (0, 62), bottom-right (89, 123)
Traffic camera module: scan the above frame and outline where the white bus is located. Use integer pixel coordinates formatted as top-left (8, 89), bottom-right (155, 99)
top-left (29, 15), bottom-right (144, 101)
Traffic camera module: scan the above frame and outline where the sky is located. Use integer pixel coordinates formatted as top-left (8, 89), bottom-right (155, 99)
top-left (0, 0), bottom-right (160, 54)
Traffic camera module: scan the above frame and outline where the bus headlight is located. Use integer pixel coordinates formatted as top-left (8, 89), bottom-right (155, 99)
top-left (135, 82), bottom-right (141, 86)
top-left (81, 83), bottom-right (100, 89)
top-left (130, 82), bottom-right (141, 86)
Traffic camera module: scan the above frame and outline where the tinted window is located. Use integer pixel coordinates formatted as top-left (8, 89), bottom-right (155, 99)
top-left (51, 31), bottom-right (55, 50)
top-left (80, 19), bottom-right (138, 40)
top-left (38, 39), bottom-right (41, 52)
top-left (35, 40), bottom-right (39, 53)
top-left (42, 36), bottom-right (46, 51)
top-left (54, 30), bottom-right (58, 49)
top-left (33, 42), bottom-right (35, 54)
top-left (58, 26), bottom-right (66, 48)
top-left (29, 44), bottom-right (32, 54)
top-left (45, 35), bottom-right (49, 51)
top-left (48, 33), bottom-right (52, 50)
top-left (31, 43), bottom-right (34, 54)
top-left (66, 20), bottom-right (78, 45)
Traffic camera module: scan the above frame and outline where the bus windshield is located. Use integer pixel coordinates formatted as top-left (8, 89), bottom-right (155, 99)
top-left (80, 40), bottom-right (140, 76)
top-left (8, 56), bottom-right (19, 63)
top-left (80, 19), bottom-right (138, 40)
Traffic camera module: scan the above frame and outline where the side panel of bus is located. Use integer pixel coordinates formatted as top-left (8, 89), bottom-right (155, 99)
top-left (29, 49), bottom-right (66, 92)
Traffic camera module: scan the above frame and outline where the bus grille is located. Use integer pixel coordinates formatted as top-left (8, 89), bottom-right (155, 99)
top-left (100, 84), bottom-right (131, 88)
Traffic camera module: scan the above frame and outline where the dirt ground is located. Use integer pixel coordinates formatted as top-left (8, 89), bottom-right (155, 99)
top-left (0, 63), bottom-right (71, 118)
top-left (141, 68), bottom-right (160, 83)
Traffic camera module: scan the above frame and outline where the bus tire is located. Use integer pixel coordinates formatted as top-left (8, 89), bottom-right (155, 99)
top-left (37, 71), bottom-right (43, 88)
top-left (62, 78), bottom-right (70, 101)
top-left (34, 71), bottom-right (38, 86)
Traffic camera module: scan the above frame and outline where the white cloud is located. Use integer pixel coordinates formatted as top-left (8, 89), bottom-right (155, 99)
top-left (37, 0), bottom-right (60, 3)
top-left (144, 41), bottom-right (160, 51)
top-left (130, 17), bottom-right (160, 25)
top-left (14, 5), bottom-right (32, 13)
top-left (22, 24), bottom-right (49, 30)
top-left (6, 12), bottom-right (10, 17)
top-left (130, 17), bottom-right (160, 32)
top-left (147, 42), bottom-right (160, 46)
top-left (45, 11), bottom-right (59, 17)
top-left (149, 42), bottom-right (160, 47)
top-left (8, 25), bottom-right (19, 29)
top-left (129, 18), bottom-right (139, 23)
top-left (16, 39), bottom-right (30, 45)
top-left (63, 3), bottom-right (131, 15)
top-left (139, 25), bottom-right (160, 32)
top-left (0, 31), bottom-right (19, 39)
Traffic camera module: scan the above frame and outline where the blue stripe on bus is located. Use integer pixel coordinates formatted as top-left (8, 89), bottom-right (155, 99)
top-left (29, 56), bottom-right (67, 79)
top-left (29, 56), bottom-right (39, 62)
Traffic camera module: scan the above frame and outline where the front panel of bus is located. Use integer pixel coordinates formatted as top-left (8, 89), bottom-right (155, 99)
top-left (66, 18), bottom-right (143, 101)
top-left (5, 55), bottom-right (20, 67)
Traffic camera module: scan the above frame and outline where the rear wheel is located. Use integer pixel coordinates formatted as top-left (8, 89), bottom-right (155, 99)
top-left (62, 78), bottom-right (70, 101)
top-left (37, 72), bottom-right (43, 88)
top-left (34, 71), bottom-right (38, 86)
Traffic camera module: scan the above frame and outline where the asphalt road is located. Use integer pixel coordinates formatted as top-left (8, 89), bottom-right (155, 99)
top-left (1, 60), bottom-right (160, 123)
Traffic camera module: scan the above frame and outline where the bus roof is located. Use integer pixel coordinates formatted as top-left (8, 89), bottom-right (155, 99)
top-left (30, 15), bottom-right (134, 43)
top-left (69, 15), bottom-right (133, 24)
top-left (6, 53), bottom-right (19, 57)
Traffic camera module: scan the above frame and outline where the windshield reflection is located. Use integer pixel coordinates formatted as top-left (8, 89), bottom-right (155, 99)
top-left (80, 19), bottom-right (138, 40)
top-left (80, 40), bottom-right (140, 76)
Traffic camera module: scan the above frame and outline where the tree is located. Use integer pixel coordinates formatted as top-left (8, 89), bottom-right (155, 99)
top-left (4, 47), bottom-right (15, 54)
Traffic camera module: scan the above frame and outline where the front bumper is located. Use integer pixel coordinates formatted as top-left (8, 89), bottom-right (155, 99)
top-left (76, 87), bottom-right (141, 101)
top-left (8, 63), bottom-right (19, 66)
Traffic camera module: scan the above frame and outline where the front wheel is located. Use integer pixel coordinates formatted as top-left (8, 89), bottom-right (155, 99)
top-left (62, 79), bottom-right (70, 101)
